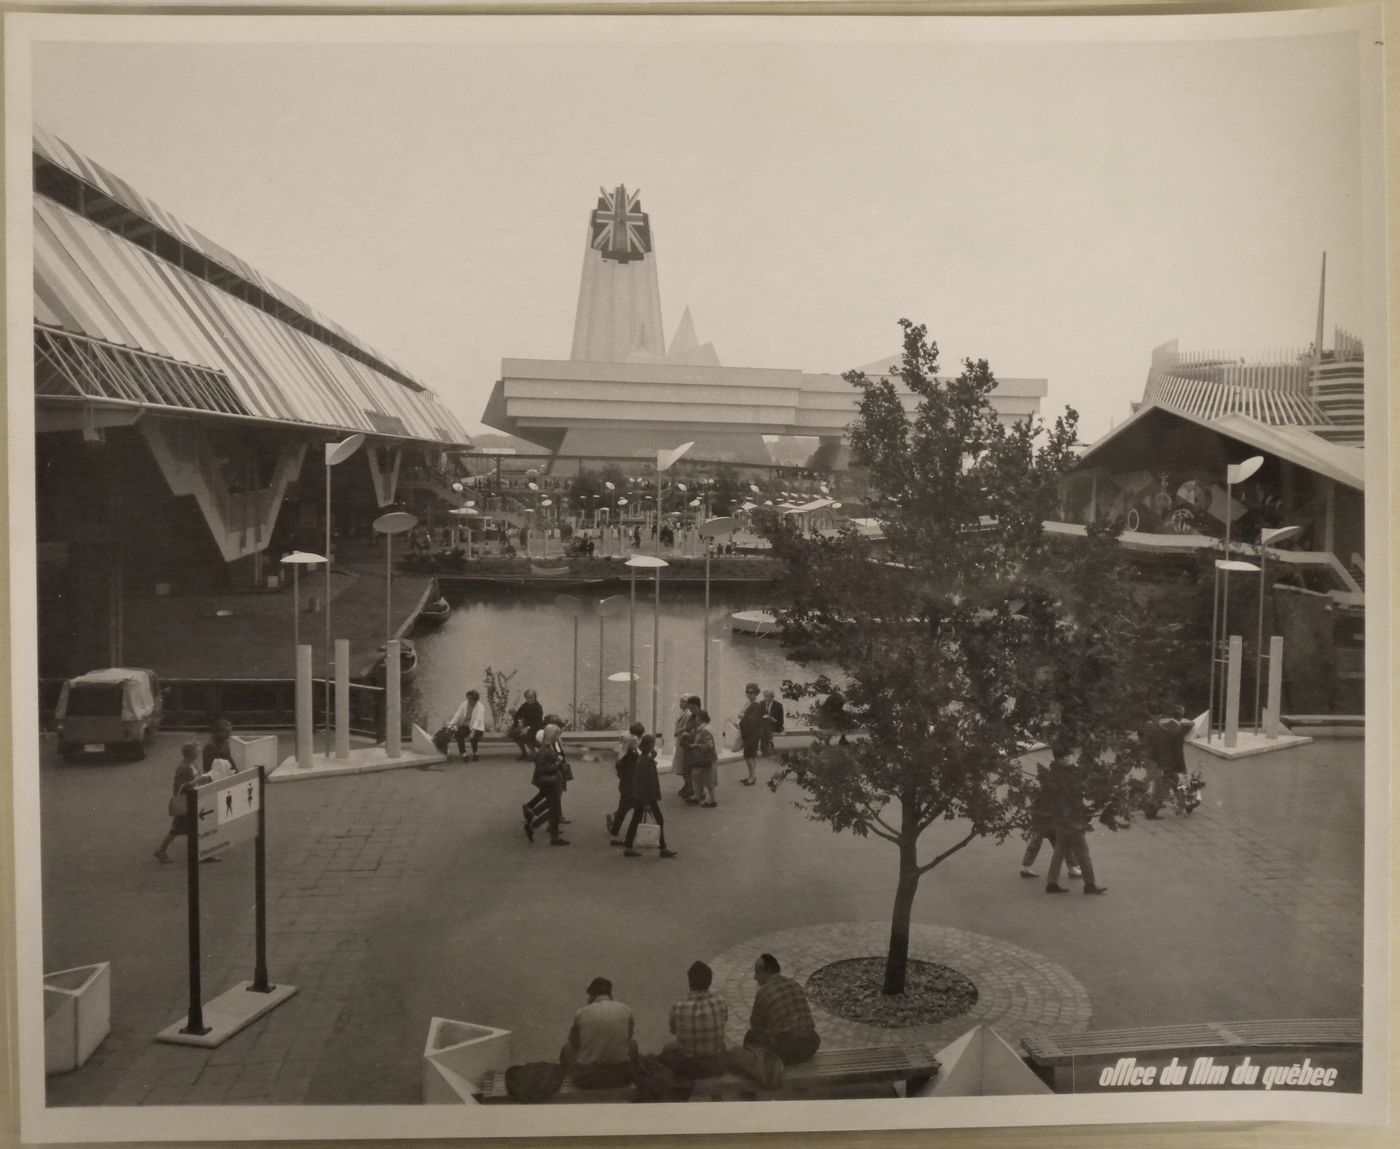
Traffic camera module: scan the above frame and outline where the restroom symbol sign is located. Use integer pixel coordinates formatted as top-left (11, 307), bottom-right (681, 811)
top-left (217, 769), bottom-right (261, 826)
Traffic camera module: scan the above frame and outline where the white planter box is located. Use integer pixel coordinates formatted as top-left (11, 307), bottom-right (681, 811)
top-left (422, 1017), bottom-right (512, 1104)
top-left (44, 962), bottom-right (110, 1075)
top-left (231, 735), bottom-right (278, 772)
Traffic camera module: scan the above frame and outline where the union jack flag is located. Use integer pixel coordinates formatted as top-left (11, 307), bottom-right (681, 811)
top-left (589, 184), bottom-right (652, 263)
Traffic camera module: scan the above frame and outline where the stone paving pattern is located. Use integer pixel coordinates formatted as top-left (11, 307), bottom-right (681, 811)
top-left (708, 922), bottom-right (1092, 1052)
top-left (38, 733), bottom-right (1364, 1107)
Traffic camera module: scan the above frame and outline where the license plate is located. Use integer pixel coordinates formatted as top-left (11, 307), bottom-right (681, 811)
top-left (83, 743), bottom-right (104, 753)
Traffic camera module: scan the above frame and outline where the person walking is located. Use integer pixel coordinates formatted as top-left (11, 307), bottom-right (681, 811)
top-left (523, 723), bottom-right (570, 846)
top-left (1143, 704), bottom-right (1195, 818)
top-left (617, 734), bottom-right (678, 858)
top-left (154, 741), bottom-right (203, 863)
top-left (607, 723), bottom-right (645, 837)
top-left (1043, 747), bottom-right (1107, 895)
top-left (759, 689), bottom-right (784, 757)
top-left (688, 710), bottom-right (719, 807)
top-left (1018, 762), bottom-right (1080, 880)
top-left (737, 683), bottom-right (766, 786)
top-left (203, 718), bottom-right (237, 780)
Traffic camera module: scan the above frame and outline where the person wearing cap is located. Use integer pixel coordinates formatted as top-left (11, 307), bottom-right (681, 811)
top-left (522, 723), bottom-right (569, 845)
top-left (559, 977), bottom-right (637, 1088)
top-left (661, 960), bottom-right (729, 1077)
top-left (737, 683), bottom-right (766, 786)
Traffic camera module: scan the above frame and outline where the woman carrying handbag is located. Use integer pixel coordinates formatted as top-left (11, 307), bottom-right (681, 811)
top-left (620, 734), bottom-right (678, 858)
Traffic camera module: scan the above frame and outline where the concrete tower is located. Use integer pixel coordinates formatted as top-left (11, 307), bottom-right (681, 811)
top-left (570, 185), bottom-right (667, 363)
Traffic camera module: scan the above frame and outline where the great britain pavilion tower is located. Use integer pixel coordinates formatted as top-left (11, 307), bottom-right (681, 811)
top-left (483, 185), bottom-right (1047, 468)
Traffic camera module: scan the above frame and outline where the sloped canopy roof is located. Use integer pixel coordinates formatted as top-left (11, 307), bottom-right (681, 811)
top-left (1077, 402), bottom-right (1362, 491)
top-left (33, 129), bottom-right (470, 446)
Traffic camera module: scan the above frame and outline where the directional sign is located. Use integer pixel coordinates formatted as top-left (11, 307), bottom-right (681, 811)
top-left (196, 768), bottom-right (261, 860)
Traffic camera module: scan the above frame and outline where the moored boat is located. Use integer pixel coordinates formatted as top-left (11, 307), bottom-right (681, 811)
top-left (418, 596), bottom-right (451, 626)
top-left (730, 609), bottom-right (778, 637)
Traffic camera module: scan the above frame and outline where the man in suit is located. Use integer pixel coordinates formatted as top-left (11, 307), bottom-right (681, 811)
top-left (759, 689), bottom-right (785, 757)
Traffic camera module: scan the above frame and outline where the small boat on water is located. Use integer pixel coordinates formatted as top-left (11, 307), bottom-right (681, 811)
top-left (418, 596), bottom-right (451, 626)
top-left (530, 563), bottom-right (572, 577)
top-left (374, 638), bottom-right (419, 682)
top-left (730, 610), bottom-right (778, 637)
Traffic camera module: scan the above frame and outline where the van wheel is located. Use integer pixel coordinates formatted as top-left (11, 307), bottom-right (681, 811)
top-left (59, 742), bottom-right (80, 762)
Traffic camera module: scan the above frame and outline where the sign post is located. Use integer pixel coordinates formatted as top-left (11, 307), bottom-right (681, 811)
top-left (158, 767), bottom-right (296, 1047)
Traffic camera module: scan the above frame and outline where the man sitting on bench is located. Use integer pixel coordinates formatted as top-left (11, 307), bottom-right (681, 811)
top-left (660, 960), bottom-right (730, 1078)
top-left (559, 976), bottom-right (638, 1089)
top-left (746, 953), bottom-right (821, 1065)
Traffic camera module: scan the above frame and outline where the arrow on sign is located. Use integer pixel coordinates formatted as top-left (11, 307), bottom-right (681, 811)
top-left (199, 808), bottom-right (214, 821)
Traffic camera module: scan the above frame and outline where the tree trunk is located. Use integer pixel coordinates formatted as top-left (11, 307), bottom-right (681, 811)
top-left (883, 796), bottom-right (922, 995)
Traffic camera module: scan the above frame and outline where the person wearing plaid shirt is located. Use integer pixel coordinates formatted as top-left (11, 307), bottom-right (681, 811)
top-left (745, 953), bottom-right (821, 1065)
top-left (661, 960), bottom-right (729, 1076)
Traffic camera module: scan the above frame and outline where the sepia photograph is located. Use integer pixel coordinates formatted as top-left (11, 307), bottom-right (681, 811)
top-left (5, 6), bottom-right (1389, 1143)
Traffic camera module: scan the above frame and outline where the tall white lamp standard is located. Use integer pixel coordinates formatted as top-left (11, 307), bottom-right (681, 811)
top-left (281, 551), bottom-right (327, 654)
top-left (1255, 524), bottom-right (1303, 732)
top-left (540, 499), bottom-right (553, 558)
top-left (281, 551), bottom-right (326, 771)
top-left (596, 594), bottom-right (626, 718)
top-left (372, 511), bottom-right (417, 759)
top-left (323, 433), bottom-right (365, 750)
top-left (698, 517), bottom-right (737, 709)
top-left (625, 553), bottom-right (669, 730)
top-left (1206, 455), bottom-right (1264, 739)
top-left (554, 594), bottom-right (582, 727)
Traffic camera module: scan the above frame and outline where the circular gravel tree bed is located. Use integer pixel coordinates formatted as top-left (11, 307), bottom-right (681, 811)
top-left (805, 958), bottom-right (979, 1029)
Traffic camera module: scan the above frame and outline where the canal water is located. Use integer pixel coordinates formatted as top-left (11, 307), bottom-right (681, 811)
top-left (402, 586), bottom-right (838, 734)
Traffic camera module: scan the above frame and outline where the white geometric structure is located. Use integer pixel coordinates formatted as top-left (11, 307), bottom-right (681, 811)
top-left (44, 962), bottom-right (110, 1075)
top-left (422, 1017), bottom-right (513, 1104)
top-left (913, 1024), bottom-right (1053, 1097)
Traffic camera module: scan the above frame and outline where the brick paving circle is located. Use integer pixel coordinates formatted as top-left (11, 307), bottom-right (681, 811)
top-left (708, 921), bottom-right (1092, 1053)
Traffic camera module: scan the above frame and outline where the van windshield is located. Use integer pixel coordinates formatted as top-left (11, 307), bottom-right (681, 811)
top-left (66, 685), bottom-right (125, 717)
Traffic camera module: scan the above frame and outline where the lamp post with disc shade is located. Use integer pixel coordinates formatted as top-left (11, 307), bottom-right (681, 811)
top-left (698, 517), bottom-right (737, 709)
top-left (1207, 456), bottom-right (1264, 739)
top-left (280, 551), bottom-right (326, 656)
top-left (323, 433), bottom-right (365, 750)
top-left (597, 594), bottom-right (626, 719)
top-left (372, 511), bottom-right (417, 759)
top-left (1255, 524), bottom-right (1303, 731)
top-left (554, 594), bottom-right (582, 726)
top-left (625, 553), bottom-right (669, 729)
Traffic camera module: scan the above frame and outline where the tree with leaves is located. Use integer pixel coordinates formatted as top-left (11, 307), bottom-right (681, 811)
top-left (765, 320), bottom-right (1186, 995)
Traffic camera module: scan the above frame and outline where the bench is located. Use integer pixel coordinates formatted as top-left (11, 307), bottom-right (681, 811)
top-left (1023, 1019), bottom-right (1363, 1093)
top-left (475, 1042), bottom-right (942, 1103)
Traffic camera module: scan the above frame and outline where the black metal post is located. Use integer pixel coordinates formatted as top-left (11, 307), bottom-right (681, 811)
top-left (251, 766), bottom-right (273, 993)
top-left (180, 786), bottom-right (209, 1035)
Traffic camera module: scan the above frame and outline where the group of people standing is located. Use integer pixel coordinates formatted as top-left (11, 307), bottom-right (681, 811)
top-left (152, 719), bottom-right (237, 863)
top-left (674, 684), bottom-right (785, 800)
top-left (558, 952), bottom-right (821, 1090)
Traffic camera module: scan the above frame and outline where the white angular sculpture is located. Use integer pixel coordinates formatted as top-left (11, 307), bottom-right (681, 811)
top-left (44, 962), bottom-right (110, 1074)
top-left (422, 1017), bottom-right (513, 1104)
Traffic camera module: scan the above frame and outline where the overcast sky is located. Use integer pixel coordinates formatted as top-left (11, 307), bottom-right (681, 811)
top-left (29, 15), bottom-right (1371, 442)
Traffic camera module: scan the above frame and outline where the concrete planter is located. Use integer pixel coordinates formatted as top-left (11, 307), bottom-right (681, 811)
top-left (422, 1017), bottom-right (512, 1104)
top-left (231, 735), bottom-right (278, 772)
top-left (44, 962), bottom-right (110, 1075)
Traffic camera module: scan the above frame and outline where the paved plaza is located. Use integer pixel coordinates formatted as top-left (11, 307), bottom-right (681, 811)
top-left (37, 731), bottom-right (1363, 1107)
